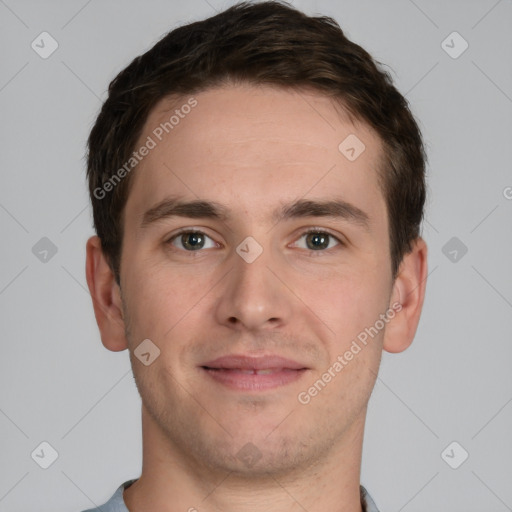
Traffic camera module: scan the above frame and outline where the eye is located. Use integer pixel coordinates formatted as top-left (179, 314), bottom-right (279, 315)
top-left (168, 230), bottom-right (217, 251)
top-left (293, 230), bottom-right (341, 251)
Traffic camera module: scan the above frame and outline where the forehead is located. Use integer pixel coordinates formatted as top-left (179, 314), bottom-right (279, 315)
top-left (125, 84), bottom-right (386, 225)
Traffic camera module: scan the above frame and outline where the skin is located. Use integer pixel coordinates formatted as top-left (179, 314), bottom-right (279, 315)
top-left (86, 84), bottom-right (428, 512)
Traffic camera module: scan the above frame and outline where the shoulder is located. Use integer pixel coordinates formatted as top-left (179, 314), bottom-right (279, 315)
top-left (360, 485), bottom-right (381, 512)
top-left (80, 479), bottom-right (137, 512)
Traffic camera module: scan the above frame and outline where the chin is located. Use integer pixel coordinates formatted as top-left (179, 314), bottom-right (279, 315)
top-left (187, 428), bottom-right (316, 479)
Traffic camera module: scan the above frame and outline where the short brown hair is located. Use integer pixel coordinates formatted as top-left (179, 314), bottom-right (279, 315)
top-left (87, 0), bottom-right (426, 282)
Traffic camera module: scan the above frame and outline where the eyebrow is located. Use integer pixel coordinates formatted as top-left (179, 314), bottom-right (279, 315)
top-left (275, 199), bottom-right (370, 230)
top-left (141, 197), bottom-right (370, 231)
top-left (141, 197), bottom-right (230, 227)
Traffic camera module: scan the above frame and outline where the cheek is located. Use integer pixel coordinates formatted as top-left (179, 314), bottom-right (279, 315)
top-left (310, 261), bottom-right (391, 342)
top-left (121, 264), bottom-right (188, 343)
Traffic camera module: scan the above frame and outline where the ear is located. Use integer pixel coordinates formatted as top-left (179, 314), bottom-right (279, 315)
top-left (85, 236), bottom-right (128, 352)
top-left (382, 237), bottom-right (428, 353)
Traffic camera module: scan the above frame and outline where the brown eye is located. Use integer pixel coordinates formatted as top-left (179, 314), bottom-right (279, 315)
top-left (181, 232), bottom-right (204, 250)
top-left (305, 232), bottom-right (330, 250)
top-left (293, 230), bottom-right (341, 251)
top-left (169, 231), bottom-right (216, 251)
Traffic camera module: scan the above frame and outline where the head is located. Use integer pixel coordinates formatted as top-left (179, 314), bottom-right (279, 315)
top-left (88, 1), bottom-right (426, 283)
top-left (86, 1), bottom-right (427, 479)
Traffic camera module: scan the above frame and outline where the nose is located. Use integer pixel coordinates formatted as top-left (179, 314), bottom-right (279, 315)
top-left (214, 247), bottom-right (293, 332)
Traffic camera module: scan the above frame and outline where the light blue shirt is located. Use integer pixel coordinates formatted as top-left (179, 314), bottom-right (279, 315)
top-left (82, 479), bottom-right (380, 511)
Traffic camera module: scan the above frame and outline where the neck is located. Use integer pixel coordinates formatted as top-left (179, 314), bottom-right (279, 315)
top-left (124, 405), bottom-right (366, 512)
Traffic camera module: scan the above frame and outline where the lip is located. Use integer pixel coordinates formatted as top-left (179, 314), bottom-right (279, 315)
top-left (202, 355), bottom-right (307, 371)
top-left (200, 355), bottom-right (309, 391)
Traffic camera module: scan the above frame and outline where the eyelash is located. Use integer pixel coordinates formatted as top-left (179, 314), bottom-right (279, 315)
top-left (165, 228), bottom-right (344, 253)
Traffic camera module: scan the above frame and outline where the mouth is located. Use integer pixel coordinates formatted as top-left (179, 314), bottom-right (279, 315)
top-left (200, 355), bottom-right (309, 391)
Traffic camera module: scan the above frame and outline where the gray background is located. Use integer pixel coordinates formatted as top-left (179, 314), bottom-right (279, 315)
top-left (1, 0), bottom-right (511, 510)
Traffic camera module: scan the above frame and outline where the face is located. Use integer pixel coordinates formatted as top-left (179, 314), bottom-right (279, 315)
top-left (119, 84), bottom-right (395, 476)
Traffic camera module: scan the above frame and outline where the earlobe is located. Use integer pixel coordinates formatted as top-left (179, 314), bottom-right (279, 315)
top-left (383, 237), bottom-right (428, 354)
top-left (85, 236), bottom-right (128, 352)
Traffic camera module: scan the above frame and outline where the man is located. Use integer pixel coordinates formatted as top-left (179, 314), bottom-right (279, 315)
top-left (84, 1), bottom-right (428, 511)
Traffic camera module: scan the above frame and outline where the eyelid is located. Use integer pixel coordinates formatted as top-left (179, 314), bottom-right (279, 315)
top-left (290, 227), bottom-right (345, 247)
top-left (165, 227), bottom-right (221, 249)
top-left (164, 226), bottom-right (345, 251)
